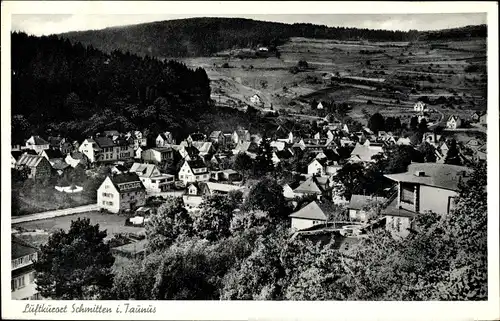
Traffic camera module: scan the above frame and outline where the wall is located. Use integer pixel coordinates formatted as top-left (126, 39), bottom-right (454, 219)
top-left (291, 218), bottom-right (319, 230)
top-left (419, 185), bottom-right (457, 215)
top-left (97, 178), bottom-right (120, 213)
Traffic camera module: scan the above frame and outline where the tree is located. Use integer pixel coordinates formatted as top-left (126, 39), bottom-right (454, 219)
top-left (444, 139), bottom-right (462, 165)
top-left (409, 116), bottom-right (419, 131)
top-left (381, 144), bottom-right (424, 174)
top-left (145, 196), bottom-right (194, 252)
top-left (417, 142), bottom-right (437, 162)
top-left (243, 177), bottom-right (289, 220)
top-left (233, 152), bottom-right (253, 174)
top-left (332, 163), bottom-right (367, 200)
top-left (418, 118), bottom-right (428, 133)
top-left (368, 113), bottom-right (385, 134)
top-left (193, 192), bottom-right (242, 241)
top-left (34, 218), bottom-right (115, 299)
top-left (254, 137), bottom-right (274, 176)
top-left (230, 209), bottom-right (272, 234)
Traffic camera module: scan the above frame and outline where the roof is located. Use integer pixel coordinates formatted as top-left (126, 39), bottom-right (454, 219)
top-left (152, 147), bottom-right (173, 153)
top-left (51, 159), bottom-right (70, 170)
top-left (274, 125), bottom-right (290, 139)
top-left (158, 132), bottom-right (172, 140)
top-left (12, 235), bottom-right (38, 260)
top-left (209, 131), bottom-right (223, 138)
top-left (205, 182), bottom-right (243, 193)
top-left (189, 133), bottom-right (206, 141)
top-left (16, 154), bottom-right (46, 168)
top-left (103, 130), bottom-right (121, 136)
top-left (130, 163), bottom-right (158, 178)
top-left (222, 169), bottom-right (238, 175)
top-left (293, 177), bottom-right (323, 194)
top-left (349, 194), bottom-right (387, 210)
top-left (192, 141), bottom-right (213, 154)
top-left (350, 143), bottom-right (384, 162)
top-left (94, 136), bottom-right (115, 148)
top-left (186, 159), bottom-right (207, 169)
top-left (289, 201), bottom-right (328, 221)
top-left (43, 149), bottom-right (64, 159)
top-left (67, 151), bottom-right (87, 161)
top-left (28, 135), bottom-right (49, 145)
top-left (384, 163), bottom-right (472, 191)
top-left (11, 150), bottom-right (24, 160)
top-left (108, 173), bottom-right (145, 193)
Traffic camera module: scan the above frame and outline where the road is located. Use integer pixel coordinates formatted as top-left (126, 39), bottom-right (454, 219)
top-left (12, 204), bottom-right (99, 224)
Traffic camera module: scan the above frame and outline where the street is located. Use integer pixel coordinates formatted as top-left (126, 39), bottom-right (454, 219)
top-left (12, 204), bottom-right (99, 224)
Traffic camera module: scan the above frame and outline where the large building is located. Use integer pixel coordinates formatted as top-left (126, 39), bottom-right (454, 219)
top-left (12, 236), bottom-right (42, 300)
top-left (382, 163), bottom-right (472, 237)
top-left (15, 154), bottom-right (52, 180)
top-left (97, 173), bottom-right (146, 213)
top-left (79, 136), bottom-right (134, 163)
top-left (129, 162), bottom-right (175, 193)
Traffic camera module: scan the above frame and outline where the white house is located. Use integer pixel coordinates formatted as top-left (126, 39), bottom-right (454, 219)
top-left (79, 136), bottom-right (133, 163)
top-left (413, 101), bottom-right (427, 113)
top-left (446, 115), bottom-right (462, 129)
top-left (97, 173), bottom-right (146, 214)
top-left (141, 147), bottom-right (174, 164)
top-left (129, 163), bottom-right (175, 193)
top-left (250, 94), bottom-right (263, 106)
top-left (282, 184), bottom-right (296, 199)
top-left (178, 159), bottom-right (210, 185)
top-left (289, 201), bottom-right (328, 230)
top-left (307, 158), bottom-right (327, 176)
top-left (156, 132), bottom-right (175, 147)
top-left (317, 102), bottom-right (324, 110)
top-left (232, 129), bottom-right (251, 145)
top-left (25, 136), bottom-right (50, 154)
top-left (11, 236), bottom-right (42, 300)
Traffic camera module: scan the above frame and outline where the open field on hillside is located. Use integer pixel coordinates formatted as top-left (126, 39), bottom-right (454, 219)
top-left (173, 36), bottom-right (486, 126)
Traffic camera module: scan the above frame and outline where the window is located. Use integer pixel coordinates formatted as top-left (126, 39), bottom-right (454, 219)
top-left (12, 276), bottom-right (25, 290)
top-left (401, 184), bottom-right (415, 204)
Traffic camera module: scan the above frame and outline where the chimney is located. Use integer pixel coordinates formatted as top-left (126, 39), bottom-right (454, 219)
top-left (414, 170), bottom-right (425, 177)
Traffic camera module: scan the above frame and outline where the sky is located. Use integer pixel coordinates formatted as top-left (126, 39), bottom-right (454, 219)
top-left (12, 13), bottom-right (487, 36)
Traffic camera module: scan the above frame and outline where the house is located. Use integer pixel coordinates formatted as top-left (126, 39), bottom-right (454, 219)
top-left (51, 159), bottom-right (71, 176)
top-left (413, 101), bottom-right (427, 112)
top-left (171, 145), bottom-right (200, 161)
top-left (39, 149), bottom-right (64, 163)
top-left (232, 129), bottom-right (251, 145)
top-left (316, 101), bottom-right (324, 110)
top-left (475, 145), bottom-right (487, 162)
top-left (232, 141), bottom-right (259, 156)
top-left (97, 173), bottom-right (146, 213)
top-left (25, 136), bottom-right (50, 153)
top-left (250, 94), bottom-right (263, 106)
top-left (187, 133), bottom-right (206, 143)
top-left (178, 159), bottom-right (210, 185)
top-left (464, 138), bottom-right (483, 151)
top-left (446, 115), bottom-right (462, 129)
top-left (471, 111), bottom-right (481, 122)
top-left (293, 177), bottom-right (324, 198)
top-left (396, 137), bottom-right (412, 146)
top-left (348, 194), bottom-right (387, 222)
top-left (479, 113), bottom-right (487, 126)
top-left (349, 143), bottom-right (384, 164)
top-left (209, 131), bottom-right (225, 144)
top-left (135, 146), bottom-right (144, 159)
top-left (102, 130), bottom-right (121, 140)
top-left (16, 154), bottom-right (52, 180)
top-left (274, 125), bottom-right (294, 144)
top-left (423, 132), bottom-right (442, 147)
top-left (192, 141), bottom-right (215, 157)
top-left (340, 137), bottom-right (355, 147)
top-left (251, 134), bottom-right (263, 145)
top-left (282, 183), bottom-right (297, 199)
top-left (79, 136), bottom-right (133, 164)
top-left (289, 201), bottom-right (328, 230)
top-left (308, 158), bottom-right (327, 176)
top-left (204, 182), bottom-right (243, 196)
top-left (65, 152), bottom-right (89, 169)
top-left (183, 182), bottom-right (204, 211)
top-left (272, 149), bottom-right (294, 165)
top-left (111, 164), bottom-right (129, 175)
top-left (156, 132), bottom-right (175, 147)
top-left (383, 163), bottom-right (473, 237)
top-left (129, 162), bottom-right (175, 193)
top-left (141, 147), bottom-right (174, 164)
top-left (211, 169), bottom-right (242, 182)
top-left (270, 141), bottom-right (286, 151)
top-left (11, 236), bottom-right (42, 300)
top-left (11, 150), bottom-right (36, 168)
top-left (47, 136), bottom-right (73, 154)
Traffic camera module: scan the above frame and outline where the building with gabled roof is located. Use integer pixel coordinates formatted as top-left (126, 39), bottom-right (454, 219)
top-left (349, 143), bottom-right (384, 164)
top-left (97, 173), bottom-right (146, 213)
top-left (65, 151), bottom-right (89, 169)
top-left (141, 147), bottom-right (174, 164)
top-left (289, 201), bottom-right (328, 230)
top-left (209, 131), bottom-right (225, 144)
top-left (178, 159), bottom-right (210, 185)
top-left (129, 162), bottom-right (175, 193)
top-left (16, 154), bottom-right (52, 180)
top-left (446, 115), bottom-right (462, 129)
top-left (293, 177), bottom-right (324, 197)
top-left (11, 235), bottom-right (42, 300)
top-left (25, 136), bottom-right (50, 153)
top-left (156, 131), bottom-right (175, 147)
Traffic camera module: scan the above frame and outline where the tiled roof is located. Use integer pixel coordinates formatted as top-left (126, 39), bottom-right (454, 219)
top-left (349, 194), bottom-right (387, 210)
top-left (130, 163), bottom-right (158, 178)
top-left (51, 159), bottom-right (70, 170)
top-left (289, 201), bottom-right (328, 221)
top-left (187, 159), bottom-right (207, 169)
top-left (384, 163), bottom-right (472, 191)
top-left (12, 235), bottom-right (38, 259)
top-left (94, 136), bottom-right (115, 148)
top-left (28, 136), bottom-right (49, 145)
top-left (350, 143), bottom-right (384, 162)
top-left (192, 142), bottom-right (213, 154)
top-left (109, 173), bottom-right (145, 193)
top-left (293, 177), bottom-right (323, 195)
top-left (16, 154), bottom-right (46, 168)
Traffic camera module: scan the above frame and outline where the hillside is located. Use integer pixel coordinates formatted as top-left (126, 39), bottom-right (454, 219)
top-left (11, 32), bottom-right (279, 144)
top-left (59, 17), bottom-right (419, 58)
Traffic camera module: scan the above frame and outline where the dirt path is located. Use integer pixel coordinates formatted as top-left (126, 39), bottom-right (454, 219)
top-left (12, 204), bottom-right (99, 224)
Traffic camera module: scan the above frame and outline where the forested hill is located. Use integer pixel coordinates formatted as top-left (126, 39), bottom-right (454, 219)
top-left (11, 32), bottom-right (212, 144)
top-left (420, 24), bottom-right (487, 41)
top-left (58, 17), bottom-right (419, 57)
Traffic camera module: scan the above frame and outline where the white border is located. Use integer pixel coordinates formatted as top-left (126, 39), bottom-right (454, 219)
top-left (2, 2), bottom-right (499, 320)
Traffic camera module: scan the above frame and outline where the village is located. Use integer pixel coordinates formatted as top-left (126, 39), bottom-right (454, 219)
top-left (11, 97), bottom-right (487, 300)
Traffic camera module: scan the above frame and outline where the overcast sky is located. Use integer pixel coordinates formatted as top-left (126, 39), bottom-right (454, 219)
top-left (12, 13), bottom-right (487, 36)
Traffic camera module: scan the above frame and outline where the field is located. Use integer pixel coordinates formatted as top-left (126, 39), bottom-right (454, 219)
top-left (174, 36), bottom-right (487, 127)
top-left (13, 211), bottom-right (145, 240)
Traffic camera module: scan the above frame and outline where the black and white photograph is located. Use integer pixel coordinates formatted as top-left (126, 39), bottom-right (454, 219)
top-left (2, 1), bottom-right (499, 320)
